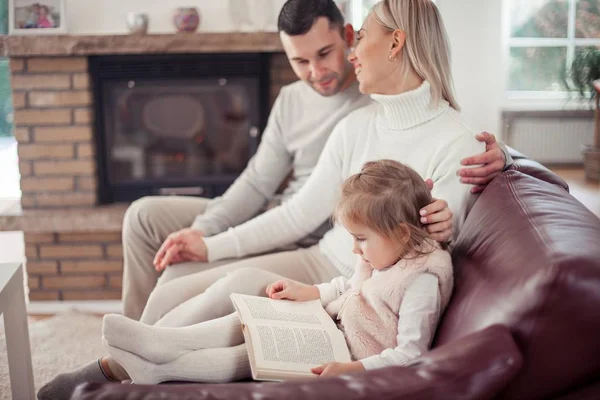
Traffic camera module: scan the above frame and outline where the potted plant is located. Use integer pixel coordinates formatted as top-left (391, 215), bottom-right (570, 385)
top-left (563, 46), bottom-right (600, 181)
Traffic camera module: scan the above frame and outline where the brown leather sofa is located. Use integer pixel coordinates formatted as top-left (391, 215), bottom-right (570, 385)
top-left (71, 152), bottom-right (600, 400)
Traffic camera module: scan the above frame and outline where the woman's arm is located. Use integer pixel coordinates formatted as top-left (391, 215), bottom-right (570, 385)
top-left (359, 273), bottom-right (441, 370)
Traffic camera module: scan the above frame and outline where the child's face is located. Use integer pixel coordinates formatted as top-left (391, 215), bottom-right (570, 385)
top-left (344, 220), bottom-right (404, 270)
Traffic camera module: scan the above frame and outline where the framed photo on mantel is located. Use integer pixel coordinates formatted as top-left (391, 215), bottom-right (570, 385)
top-left (9, 0), bottom-right (67, 35)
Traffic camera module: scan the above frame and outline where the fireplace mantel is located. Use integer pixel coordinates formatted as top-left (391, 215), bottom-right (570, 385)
top-left (0, 32), bottom-right (284, 57)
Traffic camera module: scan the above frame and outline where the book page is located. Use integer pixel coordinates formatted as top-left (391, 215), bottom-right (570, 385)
top-left (249, 323), bottom-right (350, 365)
top-left (230, 293), bottom-right (338, 330)
top-left (231, 293), bottom-right (351, 378)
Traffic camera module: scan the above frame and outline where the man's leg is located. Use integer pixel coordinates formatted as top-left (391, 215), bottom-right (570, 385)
top-left (142, 246), bottom-right (340, 327)
top-left (122, 196), bottom-right (214, 320)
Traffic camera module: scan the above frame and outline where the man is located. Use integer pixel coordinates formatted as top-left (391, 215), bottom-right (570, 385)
top-left (123, 0), bottom-right (509, 321)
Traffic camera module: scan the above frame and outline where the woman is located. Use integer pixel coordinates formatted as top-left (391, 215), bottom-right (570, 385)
top-left (39, 1), bottom-right (485, 397)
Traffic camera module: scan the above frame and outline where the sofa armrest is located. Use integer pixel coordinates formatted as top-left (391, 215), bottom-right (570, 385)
top-left (506, 146), bottom-right (569, 191)
top-left (71, 325), bottom-right (522, 400)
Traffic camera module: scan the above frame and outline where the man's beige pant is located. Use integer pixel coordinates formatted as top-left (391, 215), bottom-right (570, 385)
top-left (122, 196), bottom-right (334, 321)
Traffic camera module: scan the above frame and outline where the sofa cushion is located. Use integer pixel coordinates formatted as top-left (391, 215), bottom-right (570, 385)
top-left (435, 170), bottom-right (600, 400)
top-left (71, 325), bottom-right (522, 400)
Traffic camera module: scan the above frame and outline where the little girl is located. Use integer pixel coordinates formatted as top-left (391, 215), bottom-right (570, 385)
top-left (38, 160), bottom-right (453, 398)
top-left (105, 160), bottom-right (452, 379)
top-left (266, 159), bottom-right (453, 375)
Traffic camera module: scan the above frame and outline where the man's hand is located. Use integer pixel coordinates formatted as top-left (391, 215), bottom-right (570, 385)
top-left (421, 179), bottom-right (453, 243)
top-left (265, 279), bottom-right (320, 301)
top-left (459, 132), bottom-right (506, 194)
top-left (153, 228), bottom-right (207, 272)
top-left (311, 361), bottom-right (365, 377)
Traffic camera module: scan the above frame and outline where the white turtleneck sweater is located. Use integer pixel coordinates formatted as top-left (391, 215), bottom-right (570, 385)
top-left (204, 81), bottom-right (484, 278)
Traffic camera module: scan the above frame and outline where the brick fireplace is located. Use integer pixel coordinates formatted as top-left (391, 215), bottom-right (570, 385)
top-left (0, 33), bottom-right (297, 301)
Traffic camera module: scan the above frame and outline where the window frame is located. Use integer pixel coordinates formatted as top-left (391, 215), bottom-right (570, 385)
top-left (505, 0), bottom-right (600, 102)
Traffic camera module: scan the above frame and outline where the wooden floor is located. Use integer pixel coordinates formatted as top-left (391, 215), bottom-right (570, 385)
top-left (551, 168), bottom-right (600, 217)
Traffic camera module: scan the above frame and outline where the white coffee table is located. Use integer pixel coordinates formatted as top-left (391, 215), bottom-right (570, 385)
top-left (0, 262), bottom-right (35, 399)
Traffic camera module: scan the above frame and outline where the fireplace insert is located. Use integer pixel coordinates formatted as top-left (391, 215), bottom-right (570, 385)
top-left (90, 53), bottom-right (270, 203)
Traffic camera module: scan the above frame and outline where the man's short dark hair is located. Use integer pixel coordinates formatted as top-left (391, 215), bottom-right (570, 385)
top-left (278, 0), bottom-right (345, 36)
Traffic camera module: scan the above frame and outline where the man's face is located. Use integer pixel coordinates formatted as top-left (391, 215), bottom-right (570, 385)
top-left (280, 17), bottom-right (355, 97)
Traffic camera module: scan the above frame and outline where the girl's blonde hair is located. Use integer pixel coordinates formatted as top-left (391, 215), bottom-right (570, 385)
top-left (371, 0), bottom-right (460, 110)
top-left (334, 160), bottom-right (439, 258)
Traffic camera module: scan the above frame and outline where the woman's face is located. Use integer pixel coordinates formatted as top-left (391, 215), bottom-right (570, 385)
top-left (348, 13), bottom-right (399, 95)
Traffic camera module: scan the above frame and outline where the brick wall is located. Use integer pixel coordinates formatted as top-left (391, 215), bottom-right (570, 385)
top-left (11, 56), bottom-right (96, 210)
top-left (10, 52), bottom-right (297, 301)
top-left (25, 231), bottom-right (123, 301)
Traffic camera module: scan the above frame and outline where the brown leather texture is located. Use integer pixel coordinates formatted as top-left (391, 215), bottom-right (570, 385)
top-left (507, 146), bottom-right (569, 191)
top-left (72, 325), bottom-right (522, 400)
top-left (435, 171), bottom-right (600, 400)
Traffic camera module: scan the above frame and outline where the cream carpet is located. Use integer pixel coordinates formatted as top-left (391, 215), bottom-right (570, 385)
top-left (0, 311), bottom-right (105, 399)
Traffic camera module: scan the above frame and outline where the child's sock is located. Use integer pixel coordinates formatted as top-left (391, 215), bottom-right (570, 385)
top-left (36, 359), bottom-right (115, 400)
top-left (102, 313), bottom-right (244, 364)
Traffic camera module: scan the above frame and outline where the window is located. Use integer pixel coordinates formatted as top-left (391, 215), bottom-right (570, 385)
top-left (0, 59), bottom-right (13, 138)
top-left (507, 0), bottom-right (600, 96)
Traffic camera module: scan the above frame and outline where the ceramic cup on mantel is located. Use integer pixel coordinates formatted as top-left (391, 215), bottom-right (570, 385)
top-left (173, 7), bottom-right (201, 33)
top-left (126, 12), bottom-right (149, 35)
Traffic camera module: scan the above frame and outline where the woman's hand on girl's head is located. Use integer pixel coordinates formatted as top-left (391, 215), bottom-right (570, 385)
top-left (265, 279), bottom-right (320, 301)
top-left (153, 228), bottom-right (207, 272)
top-left (419, 198), bottom-right (453, 243)
top-left (459, 132), bottom-right (506, 193)
top-left (311, 361), bottom-right (365, 377)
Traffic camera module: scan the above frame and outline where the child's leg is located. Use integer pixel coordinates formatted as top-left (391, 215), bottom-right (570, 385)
top-left (106, 342), bottom-right (251, 384)
top-left (153, 267), bottom-right (288, 328)
top-left (103, 312), bottom-right (244, 364)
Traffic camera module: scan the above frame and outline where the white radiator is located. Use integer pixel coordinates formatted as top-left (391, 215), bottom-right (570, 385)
top-left (504, 111), bottom-right (594, 165)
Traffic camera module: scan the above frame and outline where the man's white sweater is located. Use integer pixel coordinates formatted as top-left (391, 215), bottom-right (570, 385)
top-left (204, 81), bottom-right (484, 278)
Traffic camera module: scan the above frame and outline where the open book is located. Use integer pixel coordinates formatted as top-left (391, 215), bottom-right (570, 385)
top-left (230, 293), bottom-right (351, 381)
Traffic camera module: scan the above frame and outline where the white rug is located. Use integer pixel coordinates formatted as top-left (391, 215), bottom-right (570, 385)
top-left (0, 311), bottom-right (105, 399)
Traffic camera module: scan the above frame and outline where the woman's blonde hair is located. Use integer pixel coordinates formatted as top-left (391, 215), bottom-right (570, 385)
top-left (334, 160), bottom-right (438, 258)
top-left (372, 0), bottom-right (460, 110)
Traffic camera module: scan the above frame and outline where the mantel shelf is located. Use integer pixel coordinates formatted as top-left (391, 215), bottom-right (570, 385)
top-left (0, 32), bottom-right (284, 57)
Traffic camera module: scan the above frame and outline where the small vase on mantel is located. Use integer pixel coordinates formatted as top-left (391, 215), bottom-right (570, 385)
top-left (173, 7), bottom-right (201, 33)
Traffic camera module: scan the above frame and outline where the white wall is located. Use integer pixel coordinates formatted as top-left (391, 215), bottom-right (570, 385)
top-left (64, 0), bottom-right (287, 34)
top-left (62, 0), bottom-right (505, 137)
top-left (437, 0), bottom-right (505, 138)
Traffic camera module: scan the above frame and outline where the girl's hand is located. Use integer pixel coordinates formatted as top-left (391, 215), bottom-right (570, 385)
top-left (311, 361), bottom-right (365, 377)
top-left (265, 279), bottom-right (320, 301)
